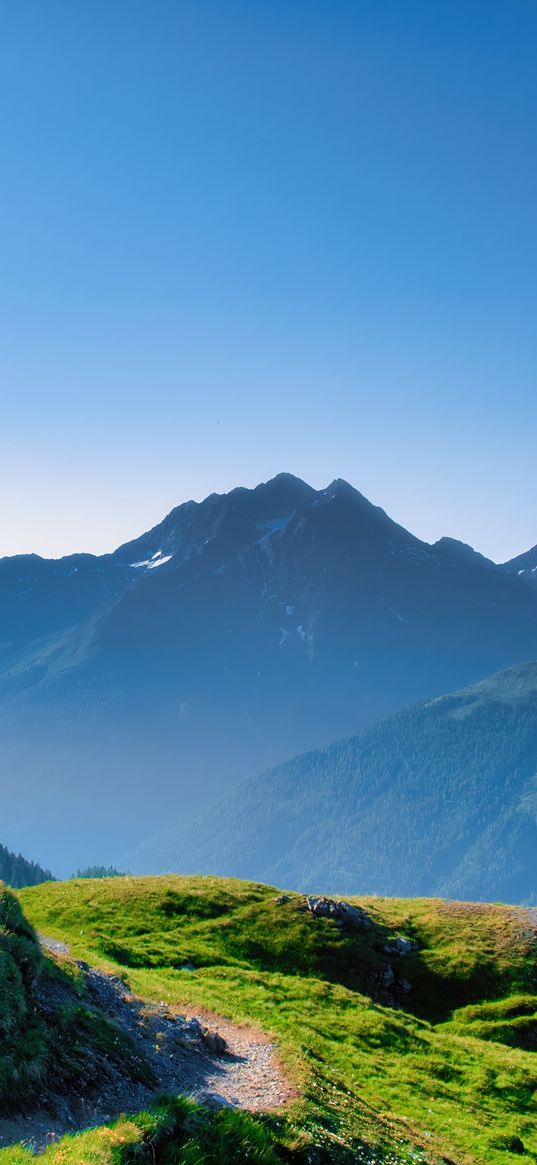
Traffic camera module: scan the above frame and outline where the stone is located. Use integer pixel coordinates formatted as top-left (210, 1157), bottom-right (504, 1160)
top-left (305, 896), bottom-right (371, 930)
top-left (394, 937), bottom-right (414, 955)
top-left (275, 894), bottom-right (291, 905)
top-left (337, 901), bottom-right (372, 930)
top-left (205, 1092), bottom-right (236, 1108)
top-left (182, 1016), bottom-right (203, 1037)
top-left (383, 936), bottom-right (415, 956)
top-left (382, 964), bottom-right (395, 988)
top-left (202, 1027), bottom-right (227, 1054)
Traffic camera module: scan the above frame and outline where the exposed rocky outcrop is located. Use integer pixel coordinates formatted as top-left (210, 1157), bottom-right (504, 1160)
top-left (383, 937), bottom-right (416, 956)
top-left (305, 896), bottom-right (372, 930)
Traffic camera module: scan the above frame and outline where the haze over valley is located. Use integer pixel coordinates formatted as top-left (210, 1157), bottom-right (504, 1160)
top-left (2, 471), bottom-right (537, 888)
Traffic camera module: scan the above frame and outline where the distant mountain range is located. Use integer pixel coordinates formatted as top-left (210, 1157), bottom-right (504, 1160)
top-left (131, 662), bottom-right (537, 904)
top-left (1, 473), bottom-right (537, 874)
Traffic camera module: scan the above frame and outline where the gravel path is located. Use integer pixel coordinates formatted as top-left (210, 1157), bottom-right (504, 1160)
top-left (0, 938), bottom-right (295, 1152)
top-left (38, 934), bottom-right (70, 956)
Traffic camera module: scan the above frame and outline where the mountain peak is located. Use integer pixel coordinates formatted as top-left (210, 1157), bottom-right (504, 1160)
top-left (224, 473), bottom-right (315, 505)
top-left (322, 478), bottom-right (390, 513)
top-left (263, 472), bottom-right (309, 488)
top-left (434, 537), bottom-right (496, 569)
top-left (502, 543), bottom-right (537, 586)
top-left (324, 477), bottom-right (356, 495)
top-left (319, 478), bottom-right (378, 509)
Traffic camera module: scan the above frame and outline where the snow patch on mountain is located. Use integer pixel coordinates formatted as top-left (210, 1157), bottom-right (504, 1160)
top-left (130, 551), bottom-right (173, 570)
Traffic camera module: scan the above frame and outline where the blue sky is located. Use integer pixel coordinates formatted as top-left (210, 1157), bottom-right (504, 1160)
top-left (1, 0), bottom-right (535, 562)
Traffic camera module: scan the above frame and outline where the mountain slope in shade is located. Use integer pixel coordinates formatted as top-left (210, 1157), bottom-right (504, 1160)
top-left (2, 473), bottom-right (537, 874)
top-left (0, 842), bottom-right (54, 888)
top-left (502, 544), bottom-right (537, 586)
top-left (130, 662), bottom-right (537, 904)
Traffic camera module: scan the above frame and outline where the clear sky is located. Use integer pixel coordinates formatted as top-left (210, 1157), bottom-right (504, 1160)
top-left (1, 0), bottom-right (535, 563)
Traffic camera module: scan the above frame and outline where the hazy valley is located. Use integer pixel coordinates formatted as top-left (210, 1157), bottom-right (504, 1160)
top-left (2, 473), bottom-right (537, 880)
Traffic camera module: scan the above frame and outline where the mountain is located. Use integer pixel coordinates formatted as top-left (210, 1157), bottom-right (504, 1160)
top-left (502, 543), bottom-right (537, 586)
top-left (2, 473), bottom-right (537, 874)
top-left (432, 535), bottom-right (498, 570)
top-left (0, 842), bottom-right (54, 888)
top-left (0, 551), bottom-right (137, 669)
top-left (133, 662), bottom-right (537, 903)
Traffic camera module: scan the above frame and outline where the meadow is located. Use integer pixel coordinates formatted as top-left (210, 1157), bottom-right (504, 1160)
top-left (1, 876), bottom-right (535, 1165)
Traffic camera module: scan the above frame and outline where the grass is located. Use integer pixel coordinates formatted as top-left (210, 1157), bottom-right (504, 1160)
top-left (0, 1096), bottom-right (290, 1165)
top-left (0, 881), bottom-right (154, 1115)
top-left (1, 875), bottom-right (535, 1164)
top-left (443, 994), bottom-right (537, 1050)
top-left (0, 883), bottom-right (48, 1108)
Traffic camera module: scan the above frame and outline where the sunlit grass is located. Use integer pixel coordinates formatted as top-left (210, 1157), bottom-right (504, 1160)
top-left (6, 875), bottom-right (536, 1165)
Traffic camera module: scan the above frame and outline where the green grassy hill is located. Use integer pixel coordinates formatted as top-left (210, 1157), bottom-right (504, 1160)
top-left (1, 875), bottom-right (534, 1165)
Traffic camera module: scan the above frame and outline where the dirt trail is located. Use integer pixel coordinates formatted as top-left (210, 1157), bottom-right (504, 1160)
top-left (0, 937), bottom-right (295, 1153)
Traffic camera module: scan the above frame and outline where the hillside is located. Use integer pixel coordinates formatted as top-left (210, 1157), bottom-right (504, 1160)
top-left (0, 843), bottom-right (53, 888)
top-left (2, 474), bottom-right (537, 874)
top-left (0, 882), bottom-right (156, 1119)
top-left (4, 874), bottom-right (536, 1165)
top-left (131, 662), bottom-right (537, 903)
top-left (503, 543), bottom-right (537, 586)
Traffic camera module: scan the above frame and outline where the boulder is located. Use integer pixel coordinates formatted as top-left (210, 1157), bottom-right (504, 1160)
top-left (383, 936), bottom-right (415, 956)
top-left (306, 896), bottom-right (372, 930)
top-left (201, 1027), bottom-right (227, 1054)
top-left (205, 1092), bottom-right (236, 1109)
